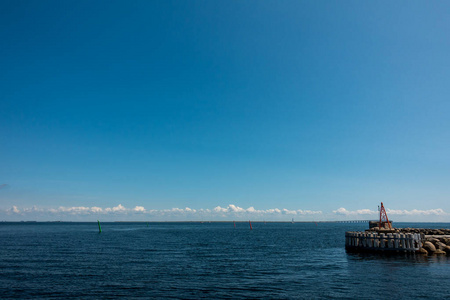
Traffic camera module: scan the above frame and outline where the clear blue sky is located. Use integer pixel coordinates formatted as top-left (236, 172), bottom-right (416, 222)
top-left (1, 0), bottom-right (449, 221)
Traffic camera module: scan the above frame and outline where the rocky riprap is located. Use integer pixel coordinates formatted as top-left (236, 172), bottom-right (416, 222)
top-left (420, 237), bottom-right (450, 255)
top-left (397, 228), bottom-right (450, 235)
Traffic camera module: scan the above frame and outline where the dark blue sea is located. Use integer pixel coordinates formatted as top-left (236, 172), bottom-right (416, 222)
top-left (1, 222), bottom-right (449, 299)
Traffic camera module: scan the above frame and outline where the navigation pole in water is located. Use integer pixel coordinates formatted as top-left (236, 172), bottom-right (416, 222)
top-left (97, 220), bottom-right (102, 233)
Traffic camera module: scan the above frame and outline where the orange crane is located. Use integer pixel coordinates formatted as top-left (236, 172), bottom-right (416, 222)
top-left (378, 202), bottom-right (392, 229)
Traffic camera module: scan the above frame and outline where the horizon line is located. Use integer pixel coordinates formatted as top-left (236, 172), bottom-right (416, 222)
top-left (2, 220), bottom-right (449, 224)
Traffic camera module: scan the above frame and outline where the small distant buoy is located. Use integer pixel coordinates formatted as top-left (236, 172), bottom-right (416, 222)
top-left (233, 221), bottom-right (236, 228)
top-left (147, 222), bottom-right (149, 227)
top-left (249, 220), bottom-right (252, 230)
top-left (97, 220), bottom-right (102, 233)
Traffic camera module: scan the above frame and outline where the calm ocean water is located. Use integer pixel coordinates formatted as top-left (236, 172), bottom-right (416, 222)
top-left (1, 222), bottom-right (449, 299)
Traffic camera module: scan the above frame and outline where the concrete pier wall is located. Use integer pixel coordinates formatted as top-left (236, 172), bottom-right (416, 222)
top-left (345, 231), bottom-right (421, 252)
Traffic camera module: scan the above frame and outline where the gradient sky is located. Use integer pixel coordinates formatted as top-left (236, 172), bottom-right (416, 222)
top-left (1, 1), bottom-right (450, 221)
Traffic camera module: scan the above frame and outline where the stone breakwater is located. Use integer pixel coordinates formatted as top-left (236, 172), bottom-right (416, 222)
top-left (346, 227), bottom-right (450, 255)
top-left (418, 237), bottom-right (450, 255)
top-left (369, 227), bottom-right (450, 255)
top-left (367, 227), bottom-right (450, 236)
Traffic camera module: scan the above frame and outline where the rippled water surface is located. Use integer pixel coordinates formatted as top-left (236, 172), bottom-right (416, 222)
top-left (1, 222), bottom-right (449, 299)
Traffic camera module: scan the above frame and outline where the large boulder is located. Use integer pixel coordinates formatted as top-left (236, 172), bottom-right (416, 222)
top-left (434, 249), bottom-right (446, 255)
top-left (417, 248), bottom-right (428, 255)
top-left (436, 242), bottom-right (447, 250)
top-left (423, 241), bottom-right (436, 253)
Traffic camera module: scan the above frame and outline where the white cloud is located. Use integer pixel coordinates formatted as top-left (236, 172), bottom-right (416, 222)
top-left (214, 206), bottom-right (227, 213)
top-left (6, 203), bottom-right (446, 221)
top-left (283, 209), bottom-right (297, 215)
top-left (387, 208), bottom-right (447, 216)
top-left (164, 208), bottom-right (183, 213)
top-left (1, 203), bottom-right (322, 220)
top-left (230, 204), bottom-right (247, 213)
top-left (11, 206), bottom-right (20, 214)
top-left (184, 207), bottom-right (196, 213)
top-left (47, 206), bottom-right (104, 214)
top-left (58, 206), bottom-right (90, 213)
top-left (333, 208), bottom-right (350, 215)
top-left (133, 206), bottom-right (145, 212)
top-left (209, 205), bottom-right (321, 216)
top-left (247, 207), bottom-right (257, 213)
top-left (22, 206), bottom-right (44, 213)
top-left (112, 204), bottom-right (126, 212)
top-left (298, 209), bottom-right (322, 215)
top-left (91, 207), bottom-right (103, 213)
top-left (333, 207), bottom-right (448, 217)
top-left (333, 207), bottom-right (378, 216)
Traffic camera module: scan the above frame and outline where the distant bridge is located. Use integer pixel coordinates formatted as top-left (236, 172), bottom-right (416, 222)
top-left (287, 220), bottom-right (377, 224)
top-left (327, 220), bottom-right (374, 223)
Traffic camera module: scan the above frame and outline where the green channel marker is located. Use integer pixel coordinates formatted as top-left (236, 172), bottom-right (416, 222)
top-left (147, 222), bottom-right (149, 227)
top-left (97, 220), bottom-right (102, 233)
